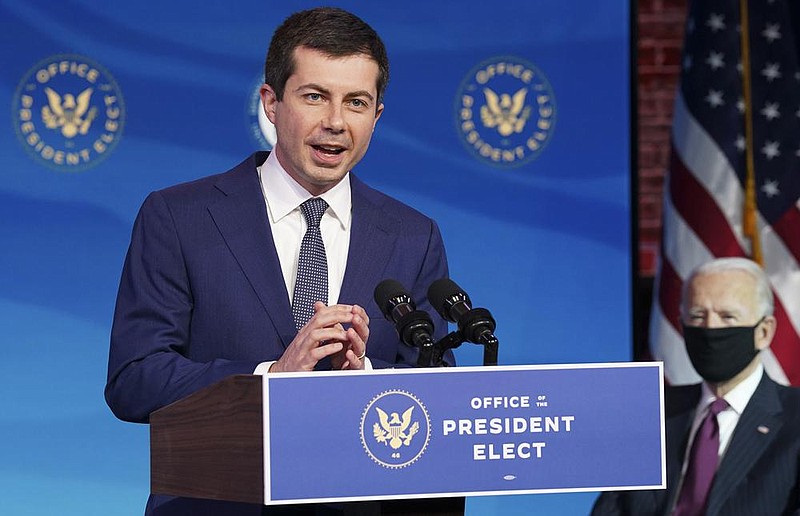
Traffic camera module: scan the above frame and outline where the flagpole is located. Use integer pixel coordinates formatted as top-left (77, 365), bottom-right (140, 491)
top-left (739, 0), bottom-right (763, 264)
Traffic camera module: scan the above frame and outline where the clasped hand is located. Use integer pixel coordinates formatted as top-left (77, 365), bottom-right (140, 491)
top-left (270, 302), bottom-right (369, 372)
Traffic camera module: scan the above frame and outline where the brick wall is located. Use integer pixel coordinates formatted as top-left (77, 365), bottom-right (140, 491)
top-left (637, 0), bottom-right (688, 276)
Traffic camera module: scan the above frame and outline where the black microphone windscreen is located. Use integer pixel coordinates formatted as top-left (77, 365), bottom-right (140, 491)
top-left (374, 279), bottom-right (409, 313)
top-left (427, 278), bottom-right (469, 316)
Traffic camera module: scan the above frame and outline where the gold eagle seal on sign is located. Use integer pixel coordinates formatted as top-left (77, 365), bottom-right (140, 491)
top-left (12, 54), bottom-right (125, 172)
top-left (360, 390), bottom-right (430, 469)
top-left (373, 406), bottom-right (420, 449)
top-left (455, 56), bottom-right (556, 168)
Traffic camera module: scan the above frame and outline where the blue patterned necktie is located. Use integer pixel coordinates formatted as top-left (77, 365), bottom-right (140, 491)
top-left (292, 197), bottom-right (329, 331)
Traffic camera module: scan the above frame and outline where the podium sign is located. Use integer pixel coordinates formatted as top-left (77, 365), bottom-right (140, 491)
top-left (263, 362), bottom-right (664, 505)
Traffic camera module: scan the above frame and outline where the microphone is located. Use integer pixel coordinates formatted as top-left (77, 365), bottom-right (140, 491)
top-left (427, 278), bottom-right (498, 348)
top-left (373, 279), bottom-right (436, 367)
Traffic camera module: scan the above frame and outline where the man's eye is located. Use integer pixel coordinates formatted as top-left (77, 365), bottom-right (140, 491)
top-left (306, 93), bottom-right (322, 101)
top-left (350, 99), bottom-right (367, 108)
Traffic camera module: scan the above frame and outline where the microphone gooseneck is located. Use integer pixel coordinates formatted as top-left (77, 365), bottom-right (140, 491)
top-left (428, 278), bottom-right (498, 365)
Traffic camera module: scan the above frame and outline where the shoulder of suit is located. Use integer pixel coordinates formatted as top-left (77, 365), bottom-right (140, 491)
top-left (664, 382), bottom-right (702, 417)
top-left (350, 173), bottom-right (436, 225)
top-left (152, 152), bottom-right (264, 202)
top-left (774, 378), bottom-right (800, 401)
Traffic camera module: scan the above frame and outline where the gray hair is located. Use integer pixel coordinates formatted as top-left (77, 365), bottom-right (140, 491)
top-left (681, 257), bottom-right (774, 318)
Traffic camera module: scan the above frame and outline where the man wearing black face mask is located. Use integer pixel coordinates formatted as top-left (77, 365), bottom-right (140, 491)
top-left (593, 257), bottom-right (800, 516)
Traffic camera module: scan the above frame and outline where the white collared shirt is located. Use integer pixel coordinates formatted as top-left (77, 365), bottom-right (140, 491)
top-left (253, 152), bottom-right (370, 374)
top-left (693, 363), bottom-right (763, 459)
top-left (671, 363), bottom-right (764, 511)
top-left (257, 151), bottom-right (352, 306)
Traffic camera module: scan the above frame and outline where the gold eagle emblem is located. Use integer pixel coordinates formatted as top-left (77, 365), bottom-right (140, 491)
top-left (373, 406), bottom-right (419, 449)
top-left (480, 87), bottom-right (531, 137)
top-left (41, 87), bottom-right (98, 138)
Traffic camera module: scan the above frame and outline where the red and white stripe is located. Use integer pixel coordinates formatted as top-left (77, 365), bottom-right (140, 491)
top-left (650, 91), bottom-right (800, 386)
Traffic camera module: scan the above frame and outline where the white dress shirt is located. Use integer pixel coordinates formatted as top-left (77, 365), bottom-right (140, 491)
top-left (252, 152), bottom-right (370, 373)
top-left (671, 363), bottom-right (764, 511)
top-left (258, 151), bottom-right (352, 305)
top-left (690, 364), bottom-right (763, 461)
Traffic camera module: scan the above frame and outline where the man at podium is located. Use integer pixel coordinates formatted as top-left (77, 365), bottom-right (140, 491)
top-left (106, 7), bottom-right (454, 515)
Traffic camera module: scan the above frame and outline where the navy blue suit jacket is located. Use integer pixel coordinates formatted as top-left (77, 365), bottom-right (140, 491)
top-left (105, 152), bottom-right (450, 515)
top-left (592, 373), bottom-right (800, 516)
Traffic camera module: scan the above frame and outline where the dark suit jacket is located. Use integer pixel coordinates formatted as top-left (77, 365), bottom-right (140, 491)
top-left (105, 152), bottom-right (451, 515)
top-left (592, 373), bottom-right (800, 516)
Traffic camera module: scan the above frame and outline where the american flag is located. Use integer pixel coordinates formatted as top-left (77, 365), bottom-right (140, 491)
top-left (650, 0), bottom-right (800, 386)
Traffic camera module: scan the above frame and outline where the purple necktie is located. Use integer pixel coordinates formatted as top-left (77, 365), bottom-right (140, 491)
top-left (673, 397), bottom-right (729, 516)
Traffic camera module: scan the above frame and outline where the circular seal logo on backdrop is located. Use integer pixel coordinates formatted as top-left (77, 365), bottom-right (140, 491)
top-left (247, 77), bottom-right (277, 150)
top-left (12, 54), bottom-right (125, 172)
top-left (360, 390), bottom-right (430, 469)
top-left (455, 56), bottom-right (556, 168)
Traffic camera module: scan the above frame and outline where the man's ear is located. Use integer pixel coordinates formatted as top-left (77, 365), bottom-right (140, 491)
top-left (260, 84), bottom-right (278, 124)
top-left (373, 102), bottom-right (384, 128)
top-left (755, 315), bottom-right (777, 350)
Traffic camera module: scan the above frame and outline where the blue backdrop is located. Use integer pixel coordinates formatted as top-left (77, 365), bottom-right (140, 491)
top-left (0, 0), bottom-right (632, 514)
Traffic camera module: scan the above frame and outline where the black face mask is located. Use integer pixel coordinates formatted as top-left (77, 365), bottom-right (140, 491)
top-left (682, 318), bottom-right (763, 383)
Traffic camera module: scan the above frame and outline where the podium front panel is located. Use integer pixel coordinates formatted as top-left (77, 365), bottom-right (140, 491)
top-left (262, 362), bottom-right (664, 505)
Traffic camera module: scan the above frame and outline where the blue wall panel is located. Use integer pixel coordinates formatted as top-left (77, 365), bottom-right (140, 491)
top-left (0, 1), bottom-right (631, 513)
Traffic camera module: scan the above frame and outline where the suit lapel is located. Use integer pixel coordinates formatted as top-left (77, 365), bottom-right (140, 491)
top-left (338, 176), bottom-right (397, 307)
top-left (207, 153), bottom-right (296, 347)
top-left (205, 165), bottom-right (398, 347)
top-left (706, 375), bottom-right (783, 515)
top-left (666, 410), bottom-right (694, 494)
top-left (662, 387), bottom-right (700, 513)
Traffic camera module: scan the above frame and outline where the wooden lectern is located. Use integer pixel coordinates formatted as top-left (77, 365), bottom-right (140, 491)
top-left (150, 374), bottom-right (464, 515)
top-left (150, 375), bottom-right (264, 504)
